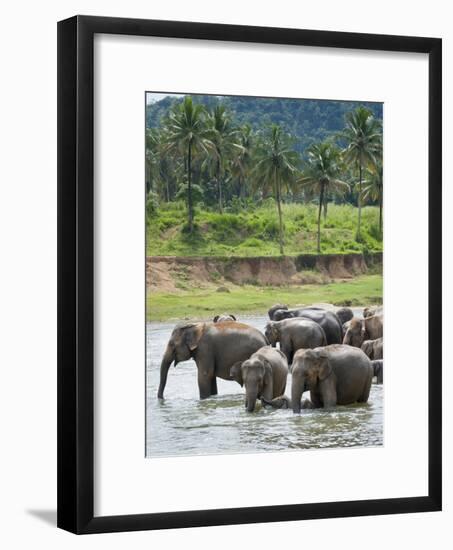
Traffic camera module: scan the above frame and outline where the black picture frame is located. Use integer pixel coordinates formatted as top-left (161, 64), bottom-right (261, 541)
top-left (57, 15), bottom-right (442, 534)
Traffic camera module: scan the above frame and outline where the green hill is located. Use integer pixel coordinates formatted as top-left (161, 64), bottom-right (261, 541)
top-left (146, 93), bottom-right (383, 153)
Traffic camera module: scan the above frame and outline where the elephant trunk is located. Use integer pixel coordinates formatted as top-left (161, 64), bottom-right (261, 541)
top-left (245, 387), bottom-right (258, 412)
top-left (157, 346), bottom-right (174, 399)
top-left (291, 374), bottom-right (305, 414)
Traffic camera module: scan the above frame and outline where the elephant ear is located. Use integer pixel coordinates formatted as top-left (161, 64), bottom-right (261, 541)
top-left (230, 361), bottom-right (243, 386)
top-left (213, 315), bottom-right (220, 323)
top-left (183, 323), bottom-right (204, 351)
top-left (318, 357), bottom-right (332, 381)
top-left (263, 360), bottom-right (273, 383)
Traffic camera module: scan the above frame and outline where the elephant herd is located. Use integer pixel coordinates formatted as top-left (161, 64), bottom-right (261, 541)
top-left (157, 303), bottom-right (384, 414)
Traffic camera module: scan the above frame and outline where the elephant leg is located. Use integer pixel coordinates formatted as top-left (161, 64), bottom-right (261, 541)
top-left (280, 339), bottom-right (293, 365)
top-left (210, 376), bottom-right (218, 396)
top-left (310, 388), bottom-right (323, 408)
top-left (319, 379), bottom-right (337, 408)
top-left (197, 360), bottom-right (215, 399)
top-left (358, 369), bottom-right (373, 402)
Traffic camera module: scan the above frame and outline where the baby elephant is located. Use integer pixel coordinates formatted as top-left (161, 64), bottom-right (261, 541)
top-left (371, 359), bottom-right (383, 384)
top-left (291, 344), bottom-right (373, 413)
top-left (361, 337), bottom-right (383, 360)
top-left (265, 318), bottom-right (327, 364)
top-left (230, 346), bottom-right (288, 412)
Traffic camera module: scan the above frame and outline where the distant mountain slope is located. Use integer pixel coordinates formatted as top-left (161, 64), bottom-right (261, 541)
top-left (145, 93), bottom-right (383, 153)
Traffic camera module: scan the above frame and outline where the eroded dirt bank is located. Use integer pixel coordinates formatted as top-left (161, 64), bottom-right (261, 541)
top-left (147, 253), bottom-right (382, 292)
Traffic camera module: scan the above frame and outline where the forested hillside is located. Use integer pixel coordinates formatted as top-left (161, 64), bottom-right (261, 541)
top-left (146, 94), bottom-right (382, 154)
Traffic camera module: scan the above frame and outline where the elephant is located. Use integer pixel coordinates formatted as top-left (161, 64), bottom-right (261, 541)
top-left (343, 317), bottom-right (366, 347)
top-left (157, 320), bottom-right (268, 400)
top-left (335, 307), bottom-right (354, 325)
top-left (268, 303), bottom-right (288, 320)
top-left (371, 359), bottom-right (383, 384)
top-left (361, 337), bottom-right (383, 360)
top-left (230, 346), bottom-right (288, 412)
top-left (272, 307), bottom-right (342, 345)
top-left (213, 314), bottom-right (237, 322)
top-left (363, 305), bottom-right (383, 319)
top-left (364, 313), bottom-right (383, 340)
top-left (290, 344), bottom-right (373, 413)
top-left (260, 394), bottom-right (314, 410)
top-left (264, 318), bottom-right (327, 364)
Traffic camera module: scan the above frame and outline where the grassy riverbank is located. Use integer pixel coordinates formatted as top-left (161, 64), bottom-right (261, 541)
top-left (146, 274), bottom-right (382, 322)
top-left (147, 202), bottom-right (382, 257)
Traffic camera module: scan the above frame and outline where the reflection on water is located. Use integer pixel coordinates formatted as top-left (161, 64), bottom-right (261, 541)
top-left (146, 315), bottom-right (383, 458)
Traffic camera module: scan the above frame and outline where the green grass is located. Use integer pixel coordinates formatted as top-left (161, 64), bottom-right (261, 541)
top-left (147, 274), bottom-right (382, 321)
top-left (146, 201), bottom-right (382, 257)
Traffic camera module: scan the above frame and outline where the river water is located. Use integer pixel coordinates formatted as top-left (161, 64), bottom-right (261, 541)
top-left (146, 315), bottom-right (383, 458)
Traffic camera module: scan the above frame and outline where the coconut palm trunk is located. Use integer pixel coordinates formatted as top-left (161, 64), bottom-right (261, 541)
top-left (357, 159), bottom-right (362, 240)
top-left (216, 158), bottom-right (223, 213)
top-left (276, 173), bottom-right (284, 255)
top-left (187, 141), bottom-right (193, 233)
top-left (317, 184), bottom-right (325, 253)
top-left (323, 193), bottom-right (328, 221)
top-left (379, 188), bottom-right (383, 234)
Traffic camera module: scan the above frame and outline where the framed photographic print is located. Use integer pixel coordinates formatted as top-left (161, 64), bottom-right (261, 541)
top-left (57, 15), bottom-right (442, 534)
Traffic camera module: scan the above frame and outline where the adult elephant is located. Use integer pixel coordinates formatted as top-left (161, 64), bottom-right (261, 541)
top-left (268, 304), bottom-right (288, 320)
top-left (157, 321), bottom-right (267, 400)
top-left (361, 337), bottom-right (383, 360)
top-left (272, 307), bottom-right (342, 345)
top-left (291, 345), bottom-right (373, 413)
top-left (230, 346), bottom-right (288, 412)
top-left (264, 318), bottom-right (327, 364)
top-left (335, 307), bottom-right (354, 325)
top-left (364, 313), bottom-right (383, 340)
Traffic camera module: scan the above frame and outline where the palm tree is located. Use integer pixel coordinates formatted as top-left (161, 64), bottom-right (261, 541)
top-left (145, 128), bottom-right (162, 196)
top-left (299, 142), bottom-right (349, 253)
top-left (254, 125), bottom-right (299, 254)
top-left (362, 160), bottom-right (383, 234)
top-left (231, 124), bottom-right (254, 199)
top-left (341, 106), bottom-right (382, 240)
top-left (206, 105), bottom-right (238, 212)
top-left (164, 96), bottom-right (213, 232)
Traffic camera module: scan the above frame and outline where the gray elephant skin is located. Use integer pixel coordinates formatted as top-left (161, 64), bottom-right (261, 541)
top-left (371, 359), bottom-right (383, 384)
top-left (364, 313), bottom-right (383, 340)
top-left (158, 321), bottom-right (267, 400)
top-left (364, 305), bottom-right (383, 318)
top-left (291, 344), bottom-right (373, 413)
top-left (343, 317), bottom-right (366, 347)
top-left (265, 318), bottom-right (326, 364)
top-left (268, 305), bottom-right (343, 345)
top-left (335, 307), bottom-right (354, 325)
top-left (343, 314), bottom-right (383, 347)
top-left (361, 337), bottom-right (383, 360)
top-left (230, 346), bottom-right (288, 412)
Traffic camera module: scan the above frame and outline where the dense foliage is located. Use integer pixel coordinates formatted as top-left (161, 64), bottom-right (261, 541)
top-left (146, 94), bottom-right (383, 254)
